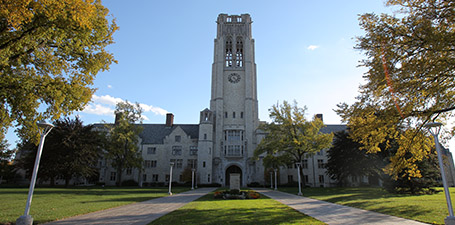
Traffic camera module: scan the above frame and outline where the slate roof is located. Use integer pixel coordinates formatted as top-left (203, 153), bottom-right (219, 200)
top-left (139, 124), bottom-right (199, 144)
top-left (93, 123), bottom-right (199, 145)
top-left (320, 124), bottom-right (347, 134)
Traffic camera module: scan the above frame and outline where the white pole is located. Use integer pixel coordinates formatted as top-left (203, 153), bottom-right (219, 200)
top-left (168, 162), bottom-right (174, 195)
top-left (433, 134), bottom-right (454, 217)
top-left (296, 163), bottom-right (302, 196)
top-left (17, 122), bottom-right (53, 225)
top-left (274, 168), bottom-right (278, 190)
top-left (191, 169), bottom-right (195, 190)
top-left (270, 171), bottom-right (273, 189)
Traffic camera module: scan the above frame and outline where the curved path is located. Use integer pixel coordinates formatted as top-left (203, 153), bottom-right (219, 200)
top-left (253, 188), bottom-right (428, 225)
top-left (43, 188), bottom-right (216, 225)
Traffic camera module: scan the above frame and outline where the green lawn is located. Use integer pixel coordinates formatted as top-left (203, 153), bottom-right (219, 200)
top-left (0, 186), bottom-right (188, 224)
top-left (279, 187), bottom-right (455, 225)
top-left (149, 190), bottom-right (325, 225)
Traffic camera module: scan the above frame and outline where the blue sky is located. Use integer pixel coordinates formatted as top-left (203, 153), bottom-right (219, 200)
top-left (6, 0), bottom-right (454, 150)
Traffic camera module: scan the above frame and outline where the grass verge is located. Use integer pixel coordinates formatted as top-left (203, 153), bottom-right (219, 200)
top-left (0, 186), bottom-right (188, 224)
top-left (279, 186), bottom-right (455, 224)
top-left (149, 189), bottom-right (325, 225)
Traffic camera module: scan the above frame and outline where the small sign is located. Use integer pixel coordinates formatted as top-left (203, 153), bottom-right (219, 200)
top-left (230, 173), bottom-right (240, 190)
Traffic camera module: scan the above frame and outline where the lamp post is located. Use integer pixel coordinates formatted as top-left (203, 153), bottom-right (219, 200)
top-left (274, 168), bottom-right (278, 190)
top-left (425, 122), bottom-right (455, 225)
top-left (270, 171), bottom-right (273, 189)
top-left (17, 121), bottom-right (54, 225)
top-left (168, 162), bottom-right (174, 195)
top-left (296, 162), bottom-right (302, 196)
top-left (191, 168), bottom-right (195, 190)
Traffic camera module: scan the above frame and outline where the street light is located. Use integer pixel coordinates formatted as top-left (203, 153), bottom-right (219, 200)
top-left (191, 168), bottom-right (195, 190)
top-left (425, 122), bottom-right (455, 225)
top-left (168, 162), bottom-right (174, 195)
top-left (274, 168), bottom-right (278, 190)
top-left (16, 121), bottom-right (54, 225)
top-left (295, 162), bottom-right (302, 196)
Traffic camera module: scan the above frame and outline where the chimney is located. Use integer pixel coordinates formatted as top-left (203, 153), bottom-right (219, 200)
top-left (315, 114), bottom-right (323, 122)
top-left (166, 113), bottom-right (174, 127)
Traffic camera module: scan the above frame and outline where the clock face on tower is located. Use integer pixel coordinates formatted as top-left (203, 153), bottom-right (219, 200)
top-left (228, 73), bottom-right (241, 83)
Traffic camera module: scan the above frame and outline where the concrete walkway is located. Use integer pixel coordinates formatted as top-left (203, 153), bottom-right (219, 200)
top-left (43, 188), bottom-right (216, 225)
top-left (253, 188), bottom-right (428, 225)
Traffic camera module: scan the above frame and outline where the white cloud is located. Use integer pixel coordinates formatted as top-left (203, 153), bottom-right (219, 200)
top-left (140, 103), bottom-right (168, 116)
top-left (307, 45), bottom-right (320, 51)
top-left (107, 84), bottom-right (113, 89)
top-left (82, 95), bottom-right (169, 121)
top-left (92, 95), bottom-right (123, 106)
top-left (82, 104), bottom-right (115, 116)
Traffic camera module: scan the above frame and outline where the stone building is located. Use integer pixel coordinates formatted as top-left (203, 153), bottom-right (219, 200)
top-left (97, 13), bottom-right (455, 188)
top-left (97, 14), bottom-right (343, 187)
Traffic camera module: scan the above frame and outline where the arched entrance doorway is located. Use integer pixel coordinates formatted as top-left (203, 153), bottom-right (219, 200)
top-left (225, 165), bottom-right (242, 187)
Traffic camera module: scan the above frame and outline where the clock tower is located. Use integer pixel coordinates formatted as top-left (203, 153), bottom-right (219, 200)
top-left (198, 14), bottom-right (260, 187)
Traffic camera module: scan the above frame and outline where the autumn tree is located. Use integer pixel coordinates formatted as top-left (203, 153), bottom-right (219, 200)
top-left (0, 0), bottom-right (118, 143)
top-left (105, 101), bottom-right (143, 186)
top-left (254, 101), bottom-right (333, 186)
top-left (336, 0), bottom-right (454, 180)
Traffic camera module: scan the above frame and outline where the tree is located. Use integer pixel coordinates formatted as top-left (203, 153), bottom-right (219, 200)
top-left (336, 0), bottom-right (453, 179)
top-left (105, 101), bottom-right (143, 186)
top-left (254, 101), bottom-right (334, 186)
top-left (0, 0), bottom-right (118, 143)
top-left (16, 117), bottom-right (104, 186)
top-left (326, 131), bottom-right (386, 186)
top-left (0, 139), bottom-right (15, 184)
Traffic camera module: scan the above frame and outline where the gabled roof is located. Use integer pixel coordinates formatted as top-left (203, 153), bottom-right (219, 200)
top-left (139, 124), bottom-right (199, 144)
top-left (320, 124), bottom-right (347, 134)
top-left (93, 123), bottom-right (199, 145)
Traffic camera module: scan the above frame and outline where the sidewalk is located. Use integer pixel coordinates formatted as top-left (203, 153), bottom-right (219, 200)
top-left (253, 188), bottom-right (428, 225)
top-left (43, 187), bottom-right (216, 225)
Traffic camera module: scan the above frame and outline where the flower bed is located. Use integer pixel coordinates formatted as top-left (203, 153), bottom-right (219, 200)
top-left (214, 190), bottom-right (260, 199)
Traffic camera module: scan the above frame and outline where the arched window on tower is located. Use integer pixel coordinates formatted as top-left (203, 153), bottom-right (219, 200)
top-left (236, 37), bottom-right (243, 67)
top-left (225, 38), bottom-right (233, 67)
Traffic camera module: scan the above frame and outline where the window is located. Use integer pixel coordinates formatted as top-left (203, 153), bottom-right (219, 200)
top-left (187, 159), bottom-right (197, 169)
top-left (225, 112), bottom-right (228, 118)
top-left (171, 159), bottom-right (183, 169)
top-left (204, 133), bottom-right (207, 140)
top-left (319, 175), bottom-right (325, 184)
top-left (147, 147), bottom-right (156, 154)
top-left (208, 174), bottom-right (211, 183)
top-left (144, 160), bottom-right (152, 168)
top-left (227, 145), bottom-right (241, 156)
top-left (175, 135), bottom-right (181, 142)
top-left (126, 168), bottom-right (132, 175)
top-left (190, 146), bottom-right (198, 156)
top-left (152, 174), bottom-right (159, 182)
top-left (303, 159), bottom-right (308, 169)
top-left (225, 38), bottom-right (233, 67)
top-left (287, 164), bottom-right (293, 169)
top-left (288, 175), bottom-right (293, 183)
top-left (317, 150), bottom-right (323, 156)
top-left (143, 174), bottom-right (147, 182)
top-left (304, 175), bottom-right (309, 183)
top-left (236, 37), bottom-right (243, 67)
top-left (203, 161), bottom-right (206, 168)
top-left (227, 130), bottom-right (241, 141)
top-left (172, 146), bottom-right (182, 155)
top-left (233, 112), bottom-right (236, 118)
top-left (240, 112), bottom-right (243, 118)
top-left (317, 159), bottom-right (324, 169)
top-left (227, 17), bottom-right (231, 22)
top-left (110, 172), bottom-right (116, 181)
top-left (151, 160), bottom-right (157, 168)
top-left (179, 175), bottom-right (183, 182)
top-left (166, 175), bottom-right (170, 182)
